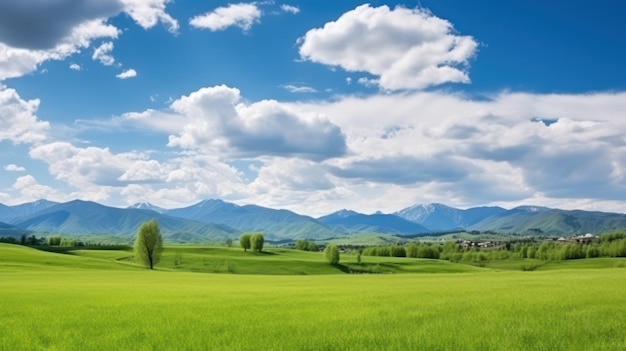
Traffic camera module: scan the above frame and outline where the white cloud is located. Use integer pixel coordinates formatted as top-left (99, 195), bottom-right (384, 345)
top-left (5, 164), bottom-right (26, 172)
top-left (11, 175), bottom-right (66, 203)
top-left (0, 1), bottom-right (122, 50)
top-left (166, 85), bottom-right (346, 160)
top-left (69, 63), bottom-right (81, 71)
top-left (0, 86), bottom-right (49, 144)
top-left (280, 4), bottom-right (300, 14)
top-left (120, 0), bottom-right (179, 33)
top-left (190, 3), bottom-right (262, 32)
top-left (116, 68), bottom-right (137, 79)
top-left (29, 142), bottom-right (149, 188)
top-left (92, 41), bottom-right (115, 66)
top-left (298, 4), bottom-right (477, 90)
top-left (357, 77), bottom-right (378, 87)
top-left (0, 19), bottom-right (120, 80)
top-left (281, 84), bottom-right (317, 93)
top-left (0, 1), bottom-right (176, 80)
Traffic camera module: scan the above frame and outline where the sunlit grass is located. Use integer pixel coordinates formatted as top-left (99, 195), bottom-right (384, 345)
top-left (1, 243), bottom-right (625, 350)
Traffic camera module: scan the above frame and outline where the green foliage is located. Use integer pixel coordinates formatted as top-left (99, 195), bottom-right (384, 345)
top-left (406, 243), bottom-right (418, 258)
top-left (324, 244), bottom-right (340, 265)
top-left (296, 239), bottom-right (318, 252)
top-left (133, 219), bottom-right (163, 270)
top-left (250, 233), bottom-right (264, 252)
top-left (239, 234), bottom-right (251, 252)
top-left (47, 236), bottom-right (62, 246)
top-left (60, 238), bottom-right (77, 247)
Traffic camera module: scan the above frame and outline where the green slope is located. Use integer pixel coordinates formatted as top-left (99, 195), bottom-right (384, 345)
top-left (471, 208), bottom-right (626, 235)
top-left (0, 243), bottom-right (140, 271)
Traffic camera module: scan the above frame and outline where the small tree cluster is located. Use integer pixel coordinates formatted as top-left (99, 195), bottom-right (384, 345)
top-left (47, 236), bottom-right (62, 245)
top-left (240, 233), bottom-right (264, 252)
top-left (324, 244), bottom-right (340, 265)
top-left (60, 238), bottom-right (77, 247)
top-left (362, 245), bottom-right (408, 258)
top-left (295, 239), bottom-right (317, 252)
top-left (46, 236), bottom-right (82, 247)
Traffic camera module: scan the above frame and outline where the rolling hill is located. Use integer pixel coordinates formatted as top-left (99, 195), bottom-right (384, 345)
top-left (469, 206), bottom-right (626, 235)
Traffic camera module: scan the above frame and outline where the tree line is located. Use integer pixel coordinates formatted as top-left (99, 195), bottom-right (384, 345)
top-left (360, 232), bottom-right (626, 266)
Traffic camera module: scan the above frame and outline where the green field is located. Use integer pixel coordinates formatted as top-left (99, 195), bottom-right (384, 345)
top-left (1, 243), bottom-right (625, 350)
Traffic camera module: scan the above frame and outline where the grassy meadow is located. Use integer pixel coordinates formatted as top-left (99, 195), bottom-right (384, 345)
top-left (1, 243), bottom-right (626, 350)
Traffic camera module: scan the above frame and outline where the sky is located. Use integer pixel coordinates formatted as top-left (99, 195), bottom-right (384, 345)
top-left (1, 0), bottom-right (626, 216)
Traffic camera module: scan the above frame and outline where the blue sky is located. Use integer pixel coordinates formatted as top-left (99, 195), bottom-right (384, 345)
top-left (1, 0), bottom-right (626, 216)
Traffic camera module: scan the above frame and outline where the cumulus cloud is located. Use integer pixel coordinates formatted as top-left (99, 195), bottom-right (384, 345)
top-left (5, 164), bottom-right (26, 172)
top-left (298, 4), bottom-right (477, 90)
top-left (116, 68), bottom-right (137, 79)
top-left (293, 91), bottom-right (626, 208)
top-left (329, 155), bottom-right (475, 185)
top-left (69, 63), bottom-right (81, 70)
top-left (120, 0), bottom-right (179, 33)
top-left (190, 3), bottom-right (262, 32)
top-left (280, 4), bottom-right (300, 14)
top-left (92, 41), bottom-right (115, 65)
top-left (0, 86), bottom-right (49, 144)
top-left (28, 141), bottom-right (246, 205)
top-left (167, 85), bottom-right (346, 160)
top-left (0, 0), bottom-right (176, 80)
top-left (11, 175), bottom-right (67, 203)
top-left (0, 19), bottom-right (120, 80)
top-left (0, 0), bottom-right (122, 50)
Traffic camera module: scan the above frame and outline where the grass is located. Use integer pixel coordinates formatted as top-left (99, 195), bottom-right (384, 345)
top-left (481, 257), bottom-right (626, 271)
top-left (1, 243), bottom-right (625, 350)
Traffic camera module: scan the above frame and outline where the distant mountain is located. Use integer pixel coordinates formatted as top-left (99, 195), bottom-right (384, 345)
top-left (0, 222), bottom-right (31, 239)
top-left (0, 204), bottom-right (12, 223)
top-left (469, 206), bottom-right (626, 235)
top-left (167, 199), bottom-right (335, 240)
top-left (318, 210), bottom-right (431, 235)
top-left (128, 202), bottom-right (166, 214)
top-left (0, 200), bottom-right (59, 222)
top-left (11, 200), bottom-right (239, 242)
top-left (4, 198), bottom-right (626, 241)
top-left (394, 203), bottom-right (505, 231)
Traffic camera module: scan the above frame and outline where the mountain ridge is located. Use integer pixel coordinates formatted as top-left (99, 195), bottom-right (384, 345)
top-left (1, 199), bottom-right (626, 240)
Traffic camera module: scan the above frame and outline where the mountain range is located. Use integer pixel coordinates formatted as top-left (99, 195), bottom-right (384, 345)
top-left (1, 199), bottom-right (626, 242)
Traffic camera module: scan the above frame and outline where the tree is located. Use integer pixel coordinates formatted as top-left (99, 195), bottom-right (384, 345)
top-left (134, 219), bottom-right (163, 270)
top-left (239, 234), bottom-right (251, 252)
top-left (225, 238), bottom-right (233, 247)
top-left (251, 233), bottom-right (264, 252)
top-left (324, 244), bottom-right (340, 265)
top-left (295, 239), bottom-right (308, 251)
top-left (306, 241), bottom-right (317, 252)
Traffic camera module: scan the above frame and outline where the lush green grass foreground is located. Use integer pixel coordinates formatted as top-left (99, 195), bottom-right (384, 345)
top-left (1, 245), bottom-right (625, 350)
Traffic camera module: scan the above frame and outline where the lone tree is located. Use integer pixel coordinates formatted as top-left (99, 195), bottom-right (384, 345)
top-left (134, 219), bottom-right (163, 270)
top-left (240, 233), bottom-right (251, 252)
top-left (324, 244), bottom-right (340, 265)
top-left (251, 233), bottom-right (265, 252)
